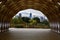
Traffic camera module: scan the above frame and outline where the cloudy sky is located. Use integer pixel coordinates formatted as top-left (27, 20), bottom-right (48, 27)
top-left (17, 9), bottom-right (45, 16)
top-left (13, 9), bottom-right (48, 20)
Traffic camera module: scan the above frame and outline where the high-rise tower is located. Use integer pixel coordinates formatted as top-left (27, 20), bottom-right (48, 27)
top-left (19, 13), bottom-right (21, 17)
top-left (29, 13), bottom-right (32, 18)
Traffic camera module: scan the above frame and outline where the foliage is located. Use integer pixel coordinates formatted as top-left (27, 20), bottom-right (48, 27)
top-left (15, 24), bottom-right (24, 28)
top-left (11, 17), bottom-right (25, 28)
top-left (11, 17), bottom-right (24, 24)
top-left (21, 17), bottom-right (30, 23)
top-left (42, 20), bottom-right (49, 25)
top-left (29, 19), bottom-right (37, 25)
top-left (11, 16), bottom-right (50, 28)
top-left (33, 17), bottom-right (40, 23)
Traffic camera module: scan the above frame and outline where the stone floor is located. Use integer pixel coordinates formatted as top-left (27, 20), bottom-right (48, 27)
top-left (0, 28), bottom-right (60, 40)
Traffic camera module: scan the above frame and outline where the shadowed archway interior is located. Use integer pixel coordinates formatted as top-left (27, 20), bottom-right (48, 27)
top-left (0, 0), bottom-right (60, 33)
top-left (0, 0), bottom-right (60, 22)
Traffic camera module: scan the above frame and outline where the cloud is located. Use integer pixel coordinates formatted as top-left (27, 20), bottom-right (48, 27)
top-left (14, 9), bottom-right (48, 20)
top-left (17, 9), bottom-right (44, 16)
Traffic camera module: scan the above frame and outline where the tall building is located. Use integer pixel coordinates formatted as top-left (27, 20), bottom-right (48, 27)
top-left (40, 16), bottom-right (44, 22)
top-left (19, 13), bottom-right (21, 17)
top-left (29, 13), bottom-right (32, 18)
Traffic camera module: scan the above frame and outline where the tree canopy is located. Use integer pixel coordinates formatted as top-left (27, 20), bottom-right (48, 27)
top-left (21, 17), bottom-right (30, 23)
top-left (33, 17), bottom-right (40, 23)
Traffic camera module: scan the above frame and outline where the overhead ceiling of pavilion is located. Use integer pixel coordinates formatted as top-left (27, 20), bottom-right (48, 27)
top-left (0, 0), bottom-right (60, 22)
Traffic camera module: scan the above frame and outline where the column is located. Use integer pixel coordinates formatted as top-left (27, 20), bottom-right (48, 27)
top-left (58, 23), bottom-right (60, 33)
top-left (50, 22), bottom-right (58, 33)
top-left (0, 22), bottom-right (10, 32)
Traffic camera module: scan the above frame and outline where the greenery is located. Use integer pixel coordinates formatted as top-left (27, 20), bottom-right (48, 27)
top-left (33, 17), bottom-right (40, 23)
top-left (21, 17), bottom-right (30, 23)
top-left (11, 16), bottom-right (50, 28)
top-left (14, 24), bottom-right (24, 28)
top-left (11, 17), bottom-right (24, 24)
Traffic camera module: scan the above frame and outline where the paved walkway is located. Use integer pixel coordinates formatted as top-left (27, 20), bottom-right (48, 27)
top-left (0, 28), bottom-right (60, 40)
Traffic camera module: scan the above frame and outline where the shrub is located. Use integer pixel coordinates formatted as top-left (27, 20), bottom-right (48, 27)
top-left (15, 25), bottom-right (24, 28)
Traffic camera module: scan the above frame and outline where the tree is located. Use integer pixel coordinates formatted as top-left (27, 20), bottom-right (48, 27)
top-left (11, 16), bottom-right (25, 28)
top-left (33, 17), bottom-right (40, 23)
top-left (29, 19), bottom-right (37, 25)
top-left (11, 17), bottom-right (24, 24)
top-left (42, 20), bottom-right (49, 25)
top-left (29, 19), bottom-right (37, 28)
top-left (21, 17), bottom-right (30, 23)
top-left (11, 17), bottom-right (19, 24)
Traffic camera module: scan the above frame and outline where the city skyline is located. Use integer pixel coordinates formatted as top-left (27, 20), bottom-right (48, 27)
top-left (13, 9), bottom-right (48, 21)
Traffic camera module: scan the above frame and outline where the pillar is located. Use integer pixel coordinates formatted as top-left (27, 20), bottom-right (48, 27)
top-left (58, 23), bottom-right (60, 33)
top-left (50, 22), bottom-right (59, 33)
top-left (0, 22), bottom-right (10, 32)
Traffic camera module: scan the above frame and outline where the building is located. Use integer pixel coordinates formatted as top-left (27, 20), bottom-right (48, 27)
top-left (29, 13), bottom-right (32, 18)
top-left (19, 13), bottom-right (21, 17)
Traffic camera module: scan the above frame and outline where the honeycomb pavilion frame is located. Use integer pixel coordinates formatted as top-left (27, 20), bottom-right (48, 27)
top-left (0, 0), bottom-right (60, 33)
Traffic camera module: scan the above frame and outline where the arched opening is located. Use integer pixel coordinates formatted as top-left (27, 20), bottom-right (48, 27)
top-left (10, 9), bottom-right (50, 28)
top-left (0, 0), bottom-right (60, 40)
